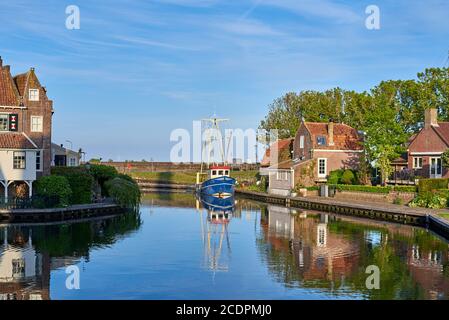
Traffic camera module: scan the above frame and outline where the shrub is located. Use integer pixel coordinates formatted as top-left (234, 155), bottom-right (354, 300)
top-left (391, 186), bottom-right (418, 193)
top-left (418, 178), bottom-right (449, 194)
top-left (341, 170), bottom-right (356, 185)
top-left (105, 177), bottom-right (141, 208)
top-left (393, 197), bottom-right (403, 205)
top-left (34, 175), bottom-right (72, 207)
top-left (409, 192), bottom-right (448, 209)
top-left (51, 167), bottom-right (94, 204)
top-left (89, 164), bottom-right (119, 196)
top-left (328, 170), bottom-right (344, 184)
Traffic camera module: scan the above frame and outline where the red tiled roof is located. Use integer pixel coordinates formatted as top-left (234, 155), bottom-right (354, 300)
top-left (0, 133), bottom-right (37, 149)
top-left (261, 138), bottom-right (293, 167)
top-left (13, 72), bottom-right (30, 96)
top-left (433, 122), bottom-right (449, 146)
top-left (0, 66), bottom-right (20, 106)
top-left (304, 122), bottom-right (362, 150)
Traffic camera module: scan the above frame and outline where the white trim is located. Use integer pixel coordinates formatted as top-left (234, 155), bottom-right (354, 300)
top-left (317, 158), bottom-right (327, 178)
top-left (410, 152), bottom-right (443, 156)
top-left (299, 135), bottom-right (304, 149)
top-left (412, 157), bottom-right (423, 169)
top-left (28, 89), bottom-right (39, 101)
top-left (21, 132), bottom-right (38, 148)
top-left (0, 106), bottom-right (27, 109)
top-left (30, 115), bottom-right (43, 132)
top-left (36, 149), bottom-right (43, 172)
top-left (312, 149), bottom-right (364, 153)
top-left (430, 157), bottom-right (443, 178)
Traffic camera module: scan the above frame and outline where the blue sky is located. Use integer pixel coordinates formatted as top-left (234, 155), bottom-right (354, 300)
top-left (0, 0), bottom-right (448, 161)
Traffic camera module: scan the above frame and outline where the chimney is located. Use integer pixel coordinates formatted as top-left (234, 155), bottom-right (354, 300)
top-left (0, 56), bottom-right (2, 67)
top-left (424, 108), bottom-right (438, 129)
top-left (328, 120), bottom-right (334, 146)
top-left (4, 65), bottom-right (10, 73)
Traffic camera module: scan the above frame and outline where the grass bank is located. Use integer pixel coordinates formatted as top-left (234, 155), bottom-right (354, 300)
top-left (130, 170), bottom-right (259, 185)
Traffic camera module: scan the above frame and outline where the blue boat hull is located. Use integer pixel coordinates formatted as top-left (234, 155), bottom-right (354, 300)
top-left (200, 176), bottom-right (236, 196)
top-left (199, 194), bottom-right (235, 212)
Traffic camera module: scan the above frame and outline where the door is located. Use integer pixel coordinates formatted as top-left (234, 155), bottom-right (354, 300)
top-left (430, 157), bottom-right (442, 178)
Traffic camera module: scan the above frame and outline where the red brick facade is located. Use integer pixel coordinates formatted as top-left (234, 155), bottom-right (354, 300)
top-left (292, 121), bottom-right (363, 186)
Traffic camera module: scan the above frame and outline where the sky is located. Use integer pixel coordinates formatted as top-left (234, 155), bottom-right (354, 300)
top-left (0, 0), bottom-right (448, 161)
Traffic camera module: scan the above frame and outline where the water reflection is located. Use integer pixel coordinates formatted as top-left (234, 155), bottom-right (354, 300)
top-left (260, 204), bottom-right (449, 299)
top-left (1, 194), bottom-right (449, 300)
top-left (0, 211), bottom-right (142, 300)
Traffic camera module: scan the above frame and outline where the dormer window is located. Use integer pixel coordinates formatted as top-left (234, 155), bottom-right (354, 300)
top-left (29, 89), bottom-right (39, 101)
top-left (0, 114), bottom-right (8, 131)
top-left (317, 136), bottom-right (326, 146)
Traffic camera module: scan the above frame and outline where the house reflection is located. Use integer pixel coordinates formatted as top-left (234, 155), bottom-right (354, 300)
top-left (262, 205), bottom-right (449, 299)
top-left (0, 227), bottom-right (50, 300)
top-left (266, 206), bottom-right (360, 287)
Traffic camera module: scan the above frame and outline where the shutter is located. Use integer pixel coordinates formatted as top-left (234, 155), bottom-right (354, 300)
top-left (9, 114), bottom-right (18, 131)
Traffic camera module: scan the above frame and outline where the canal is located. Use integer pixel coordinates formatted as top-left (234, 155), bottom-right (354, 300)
top-left (1, 192), bottom-right (449, 300)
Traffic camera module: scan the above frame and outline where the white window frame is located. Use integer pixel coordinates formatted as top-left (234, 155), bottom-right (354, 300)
top-left (13, 151), bottom-right (26, 169)
top-left (0, 114), bottom-right (8, 131)
top-left (318, 158), bottom-right (327, 178)
top-left (31, 116), bottom-right (43, 132)
top-left (299, 135), bottom-right (304, 149)
top-left (412, 157), bottom-right (423, 169)
top-left (36, 150), bottom-right (43, 171)
top-left (29, 89), bottom-right (39, 101)
top-left (69, 157), bottom-right (76, 167)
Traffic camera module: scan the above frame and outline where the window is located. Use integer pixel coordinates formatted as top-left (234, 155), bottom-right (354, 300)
top-left (12, 259), bottom-right (25, 278)
top-left (318, 158), bottom-right (327, 177)
top-left (212, 170), bottom-right (217, 175)
top-left (13, 151), bottom-right (26, 169)
top-left (0, 114), bottom-right (8, 131)
top-left (218, 170), bottom-right (223, 175)
top-left (36, 150), bottom-right (42, 171)
top-left (413, 157), bottom-right (423, 169)
top-left (224, 170), bottom-right (229, 176)
top-left (31, 116), bottom-right (43, 132)
top-left (69, 157), bottom-right (76, 167)
top-left (299, 135), bottom-right (304, 149)
top-left (276, 171), bottom-right (288, 181)
top-left (29, 89), bottom-right (39, 101)
top-left (317, 136), bottom-right (326, 146)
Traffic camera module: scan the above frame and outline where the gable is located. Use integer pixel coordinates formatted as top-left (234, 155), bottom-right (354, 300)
top-left (0, 66), bottom-right (20, 106)
top-left (408, 127), bottom-right (448, 153)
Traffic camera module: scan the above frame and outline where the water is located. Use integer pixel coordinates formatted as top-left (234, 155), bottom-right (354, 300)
top-left (1, 192), bottom-right (449, 300)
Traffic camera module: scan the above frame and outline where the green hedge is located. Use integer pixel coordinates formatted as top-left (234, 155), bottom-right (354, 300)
top-left (51, 167), bottom-right (94, 204)
top-left (418, 178), bottom-right (449, 194)
top-left (34, 175), bottom-right (72, 207)
top-left (329, 184), bottom-right (417, 194)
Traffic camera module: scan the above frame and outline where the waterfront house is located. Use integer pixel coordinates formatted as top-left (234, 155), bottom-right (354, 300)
top-left (292, 120), bottom-right (363, 187)
top-left (261, 138), bottom-right (294, 196)
top-left (406, 108), bottom-right (449, 179)
top-left (0, 56), bottom-right (53, 199)
top-left (51, 143), bottom-right (81, 167)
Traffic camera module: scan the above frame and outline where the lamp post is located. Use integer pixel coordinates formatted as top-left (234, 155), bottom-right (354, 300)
top-left (65, 140), bottom-right (73, 150)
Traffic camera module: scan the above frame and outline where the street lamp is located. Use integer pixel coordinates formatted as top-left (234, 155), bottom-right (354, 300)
top-left (66, 140), bottom-right (73, 150)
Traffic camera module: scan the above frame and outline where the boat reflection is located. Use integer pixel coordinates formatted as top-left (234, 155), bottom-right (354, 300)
top-left (197, 194), bottom-right (235, 275)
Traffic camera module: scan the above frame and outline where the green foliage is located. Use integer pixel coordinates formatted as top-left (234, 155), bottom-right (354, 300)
top-left (105, 177), bottom-right (141, 208)
top-left (393, 197), bottom-right (403, 205)
top-left (260, 67), bottom-right (449, 182)
top-left (328, 169), bottom-right (344, 184)
top-left (391, 186), bottom-right (418, 193)
top-left (332, 184), bottom-right (390, 194)
top-left (341, 169), bottom-right (356, 185)
top-left (51, 167), bottom-right (94, 204)
top-left (418, 178), bottom-right (448, 194)
top-left (34, 175), bottom-right (72, 207)
top-left (442, 150), bottom-right (449, 169)
top-left (89, 164), bottom-right (118, 181)
top-left (409, 192), bottom-right (448, 209)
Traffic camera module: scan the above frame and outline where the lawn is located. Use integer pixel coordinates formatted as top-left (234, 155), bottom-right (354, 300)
top-left (438, 213), bottom-right (449, 221)
top-left (130, 170), bottom-right (259, 185)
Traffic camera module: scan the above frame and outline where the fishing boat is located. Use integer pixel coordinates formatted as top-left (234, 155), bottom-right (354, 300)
top-left (196, 116), bottom-right (236, 198)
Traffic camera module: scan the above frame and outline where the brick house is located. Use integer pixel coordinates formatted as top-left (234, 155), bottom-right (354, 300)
top-left (407, 108), bottom-right (449, 179)
top-left (292, 120), bottom-right (363, 187)
top-left (0, 56), bottom-right (53, 199)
